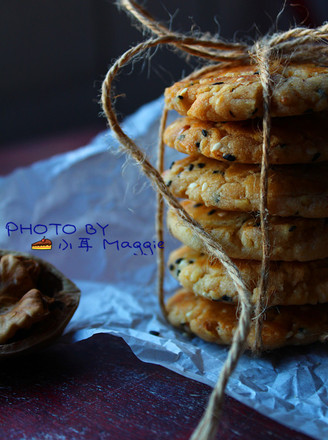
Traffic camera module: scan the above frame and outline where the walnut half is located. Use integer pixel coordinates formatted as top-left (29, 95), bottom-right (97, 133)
top-left (0, 250), bottom-right (80, 358)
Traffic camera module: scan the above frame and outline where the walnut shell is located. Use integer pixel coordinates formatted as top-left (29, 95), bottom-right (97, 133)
top-left (0, 250), bottom-right (80, 359)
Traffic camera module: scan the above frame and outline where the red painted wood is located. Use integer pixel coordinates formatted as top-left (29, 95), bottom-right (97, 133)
top-left (0, 334), bottom-right (313, 440)
top-left (0, 124), bottom-right (104, 175)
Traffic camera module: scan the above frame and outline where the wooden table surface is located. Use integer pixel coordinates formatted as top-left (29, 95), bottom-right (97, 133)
top-left (0, 333), bottom-right (313, 440)
top-left (0, 128), bottom-right (314, 440)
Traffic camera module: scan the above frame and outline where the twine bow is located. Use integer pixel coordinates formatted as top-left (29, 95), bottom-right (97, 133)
top-left (101, 2), bottom-right (328, 439)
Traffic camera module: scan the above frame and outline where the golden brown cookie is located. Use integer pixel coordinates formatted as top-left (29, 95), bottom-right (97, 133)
top-left (167, 200), bottom-right (328, 261)
top-left (163, 156), bottom-right (328, 218)
top-left (168, 246), bottom-right (328, 305)
top-left (165, 63), bottom-right (328, 121)
top-left (166, 289), bottom-right (328, 350)
top-left (164, 114), bottom-right (328, 164)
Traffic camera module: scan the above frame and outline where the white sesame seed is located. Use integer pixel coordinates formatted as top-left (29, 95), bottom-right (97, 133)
top-left (179, 260), bottom-right (189, 269)
top-left (211, 142), bottom-right (222, 152)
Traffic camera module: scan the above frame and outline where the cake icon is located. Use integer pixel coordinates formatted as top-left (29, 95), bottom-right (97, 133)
top-left (31, 237), bottom-right (52, 250)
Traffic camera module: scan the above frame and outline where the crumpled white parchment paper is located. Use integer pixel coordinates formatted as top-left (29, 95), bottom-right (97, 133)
top-left (1, 97), bottom-right (327, 439)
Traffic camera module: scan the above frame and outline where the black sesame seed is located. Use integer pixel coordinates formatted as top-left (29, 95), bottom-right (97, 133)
top-left (222, 153), bottom-right (236, 162)
top-left (177, 95), bottom-right (184, 100)
top-left (230, 88), bottom-right (235, 92)
top-left (176, 269), bottom-right (181, 276)
top-left (201, 129), bottom-right (208, 137)
top-left (312, 152), bottom-right (321, 162)
top-left (254, 71), bottom-right (259, 75)
top-left (200, 253), bottom-right (205, 256)
top-left (188, 260), bottom-right (194, 264)
top-left (289, 225), bottom-right (297, 232)
top-left (149, 330), bottom-right (160, 336)
top-left (169, 264), bottom-right (175, 271)
top-left (221, 295), bottom-right (233, 302)
top-left (166, 180), bottom-right (172, 187)
top-left (215, 195), bottom-right (221, 204)
top-left (188, 164), bottom-right (194, 171)
top-left (193, 203), bottom-right (203, 208)
top-left (213, 81), bottom-right (224, 85)
top-left (229, 110), bottom-right (235, 117)
top-left (198, 163), bottom-right (206, 168)
top-left (213, 170), bottom-right (225, 175)
top-left (175, 258), bottom-right (184, 264)
top-left (169, 161), bottom-right (175, 169)
top-left (208, 209), bottom-right (216, 215)
top-left (195, 141), bottom-right (201, 149)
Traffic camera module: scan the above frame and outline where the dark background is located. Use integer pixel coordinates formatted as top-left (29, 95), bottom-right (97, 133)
top-left (1, 0), bottom-right (328, 146)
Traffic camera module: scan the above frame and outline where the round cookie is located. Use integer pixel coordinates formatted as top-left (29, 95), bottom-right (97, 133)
top-left (168, 246), bottom-right (328, 305)
top-left (164, 114), bottom-right (328, 164)
top-left (167, 200), bottom-right (328, 261)
top-left (166, 289), bottom-right (328, 350)
top-left (164, 63), bottom-right (328, 121)
top-left (163, 156), bottom-right (328, 218)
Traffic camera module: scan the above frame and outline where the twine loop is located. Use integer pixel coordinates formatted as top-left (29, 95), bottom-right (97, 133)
top-left (102, 2), bottom-right (328, 439)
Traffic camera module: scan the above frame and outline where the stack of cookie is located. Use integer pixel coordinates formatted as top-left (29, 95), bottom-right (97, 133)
top-left (162, 62), bottom-right (328, 350)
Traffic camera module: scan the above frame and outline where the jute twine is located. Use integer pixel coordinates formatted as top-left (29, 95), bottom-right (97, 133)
top-left (101, 2), bottom-right (328, 439)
